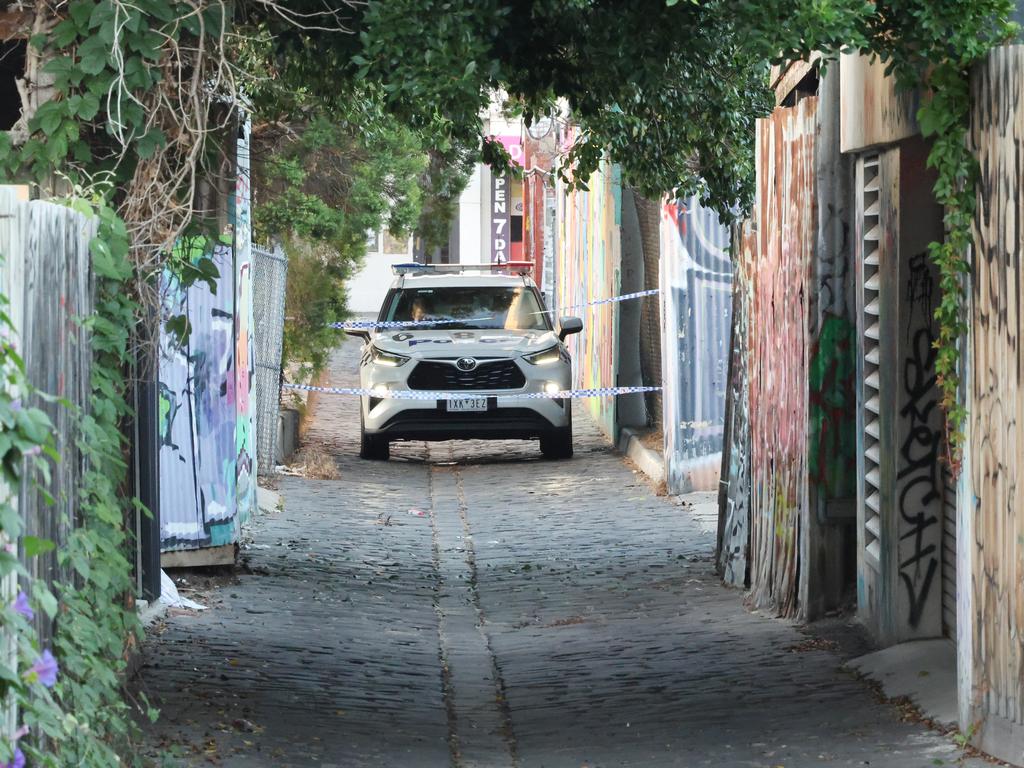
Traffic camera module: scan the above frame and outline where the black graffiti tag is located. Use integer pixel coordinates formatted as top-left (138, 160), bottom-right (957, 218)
top-left (897, 322), bottom-right (942, 629)
top-left (905, 253), bottom-right (934, 334)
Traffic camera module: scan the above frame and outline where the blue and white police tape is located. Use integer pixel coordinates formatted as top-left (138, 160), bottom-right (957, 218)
top-left (329, 315), bottom-right (496, 330)
top-left (533, 288), bottom-right (660, 314)
top-left (330, 288), bottom-right (662, 329)
top-left (283, 382), bottom-right (662, 400)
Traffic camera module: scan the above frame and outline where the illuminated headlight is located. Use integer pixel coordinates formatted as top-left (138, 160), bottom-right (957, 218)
top-left (370, 384), bottom-right (391, 398)
top-left (543, 381), bottom-right (562, 396)
top-left (523, 345), bottom-right (567, 366)
top-left (369, 345), bottom-right (410, 368)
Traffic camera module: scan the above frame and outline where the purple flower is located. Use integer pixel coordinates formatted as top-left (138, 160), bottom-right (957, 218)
top-left (8, 399), bottom-right (21, 412)
top-left (25, 649), bottom-right (58, 688)
top-left (21, 446), bottom-right (40, 457)
top-left (11, 592), bottom-right (32, 621)
top-left (1, 747), bottom-right (24, 768)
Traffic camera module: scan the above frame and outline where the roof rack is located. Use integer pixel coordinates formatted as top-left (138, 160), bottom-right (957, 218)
top-left (391, 261), bottom-right (535, 277)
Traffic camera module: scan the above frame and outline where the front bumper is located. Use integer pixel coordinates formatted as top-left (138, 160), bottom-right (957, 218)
top-left (370, 401), bottom-right (563, 441)
top-left (361, 355), bottom-right (570, 441)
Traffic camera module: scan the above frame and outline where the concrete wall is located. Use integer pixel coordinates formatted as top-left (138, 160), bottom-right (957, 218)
top-left (459, 165), bottom-right (484, 263)
top-left (346, 236), bottom-right (414, 314)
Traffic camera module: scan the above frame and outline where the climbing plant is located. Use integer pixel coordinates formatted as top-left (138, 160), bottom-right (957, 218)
top-left (0, 194), bottom-right (151, 766)
top-left (0, 2), bottom-right (238, 764)
top-left (860, 0), bottom-right (1018, 468)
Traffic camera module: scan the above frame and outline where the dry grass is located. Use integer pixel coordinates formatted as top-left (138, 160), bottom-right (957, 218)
top-left (292, 446), bottom-right (340, 480)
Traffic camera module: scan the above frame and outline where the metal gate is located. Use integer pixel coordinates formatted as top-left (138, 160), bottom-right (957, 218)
top-left (252, 243), bottom-right (288, 474)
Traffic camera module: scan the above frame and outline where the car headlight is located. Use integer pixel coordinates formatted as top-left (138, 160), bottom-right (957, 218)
top-left (523, 345), bottom-right (568, 366)
top-left (369, 345), bottom-right (411, 368)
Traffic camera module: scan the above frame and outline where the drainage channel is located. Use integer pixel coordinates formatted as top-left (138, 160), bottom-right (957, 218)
top-left (429, 448), bottom-right (518, 768)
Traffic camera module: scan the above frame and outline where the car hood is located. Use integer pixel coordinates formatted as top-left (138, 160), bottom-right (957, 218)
top-left (371, 328), bottom-right (560, 359)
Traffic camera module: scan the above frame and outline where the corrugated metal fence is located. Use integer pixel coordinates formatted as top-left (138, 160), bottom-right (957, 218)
top-left (158, 241), bottom-right (244, 554)
top-left (252, 243), bottom-right (288, 474)
top-left (659, 196), bottom-right (733, 494)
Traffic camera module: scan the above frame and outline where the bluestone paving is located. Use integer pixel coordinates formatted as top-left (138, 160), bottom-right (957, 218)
top-left (139, 339), bottom-right (985, 767)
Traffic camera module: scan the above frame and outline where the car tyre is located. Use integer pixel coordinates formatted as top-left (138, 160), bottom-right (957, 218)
top-left (540, 426), bottom-right (573, 460)
top-left (359, 412), bottom-right (390, 460)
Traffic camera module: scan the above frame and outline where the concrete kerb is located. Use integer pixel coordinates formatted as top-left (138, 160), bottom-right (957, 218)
top-left (845, 638), bottom-right (960, 728)
top-left (256, 486), bottom-right (282, 516)
top-left (137, 598), bottom-right (168, 630)
top-left (616, 426), bottom-right (666, 486)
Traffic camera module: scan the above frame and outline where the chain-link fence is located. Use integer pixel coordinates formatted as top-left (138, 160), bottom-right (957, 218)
top-left (252, 243), bottom-right (288, 474)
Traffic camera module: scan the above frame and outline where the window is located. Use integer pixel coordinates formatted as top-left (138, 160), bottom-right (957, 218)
top-left (384, 286), bottom-right (550, 331)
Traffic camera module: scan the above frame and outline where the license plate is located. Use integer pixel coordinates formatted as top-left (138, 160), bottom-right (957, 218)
top-left (446, 397), bottom-right (487, 412)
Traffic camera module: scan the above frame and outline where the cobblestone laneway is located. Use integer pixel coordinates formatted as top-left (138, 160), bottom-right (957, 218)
top-left (140, 340), bottom-right (983, 767)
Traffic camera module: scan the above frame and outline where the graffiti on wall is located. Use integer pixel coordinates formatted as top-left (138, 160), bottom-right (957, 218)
top-left (969, 44), bottom-right (1024, 737)
top-left (745, 98), bottom-right (817, 618)
top-left (159, 241), bottom-right (239, 550)
top-left (718, 226), bottom-right (752, 587)
top-left (895, 252), bottom-right (943, 629)
top-left (235, 117), bottom-right (256, 524)
top-left (808, 314), bottom-right (857, 497)
top-left (660, 196), bottom-right (732, 493)
top-left (555, 153), bottom-right (622, 439)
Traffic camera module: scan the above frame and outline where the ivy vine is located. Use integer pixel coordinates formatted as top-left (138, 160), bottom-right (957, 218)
top-left (0, 195), bottom-right (152, 766)
top-left (854, 0), bottom-right (1017, 470)
top-left (0, 1), bottom-right (218, 762)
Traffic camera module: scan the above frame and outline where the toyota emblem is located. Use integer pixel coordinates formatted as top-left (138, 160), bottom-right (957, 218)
top-left (456, 357), bottom-right (478, 371)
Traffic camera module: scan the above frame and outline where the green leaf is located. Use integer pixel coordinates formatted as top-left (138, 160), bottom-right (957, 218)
top-left (69, 0), bottom-right (93, 28)
top-left (32, 583), bottom-right (57, 619)
top-left (22, 536), bottom-right (55, 557)
top-left (31, 101), bottom-right (65, 137)
top-left (78, 33), bottom-right (111, 75)
top-left (135, 128), bottom-right (166, 159)
top-left (165, 314), bottom-right (192, 346)
top-left (76, 92), bottom-right (101, 121)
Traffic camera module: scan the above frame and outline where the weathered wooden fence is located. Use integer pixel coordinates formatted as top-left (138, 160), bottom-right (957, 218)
top-left (966, 43), bottom-right (1024, 762)
top-left (0, 188), bottom-right (94, 645)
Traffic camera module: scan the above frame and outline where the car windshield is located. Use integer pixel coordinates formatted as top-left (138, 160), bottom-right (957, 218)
top-left (384, 286), bottom-right (550, 331)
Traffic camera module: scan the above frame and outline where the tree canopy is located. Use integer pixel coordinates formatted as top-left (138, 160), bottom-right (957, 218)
top-left (244, 0), bottom-right (1015, 217)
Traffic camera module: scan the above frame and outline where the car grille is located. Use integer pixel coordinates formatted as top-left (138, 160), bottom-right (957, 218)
top-left (407, 359), bottom-right (526, 391)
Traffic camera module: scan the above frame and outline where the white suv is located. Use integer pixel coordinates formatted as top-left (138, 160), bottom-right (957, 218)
top-left (349, 265), bottom-right (582, 461)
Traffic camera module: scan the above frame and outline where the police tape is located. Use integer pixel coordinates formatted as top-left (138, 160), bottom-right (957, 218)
top-left (330, 288), bottom-right (662, 329)
top-left (282, 383), bottom-right (662, 400)
top-left (535, 287), bottom-right (660, 314)
top-left (329, 316), bottom-right (495, 330)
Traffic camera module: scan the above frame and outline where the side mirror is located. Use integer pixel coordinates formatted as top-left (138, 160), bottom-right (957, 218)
top-left (558, 316), bottom-right (583, 341)
top-left (344, 328), bottom-right (371, 343)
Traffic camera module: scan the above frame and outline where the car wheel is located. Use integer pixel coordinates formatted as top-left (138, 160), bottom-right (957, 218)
top-left (540, 426), bottom-right (573, 460)
top-left (359, 412), bottom-right (390, 460)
